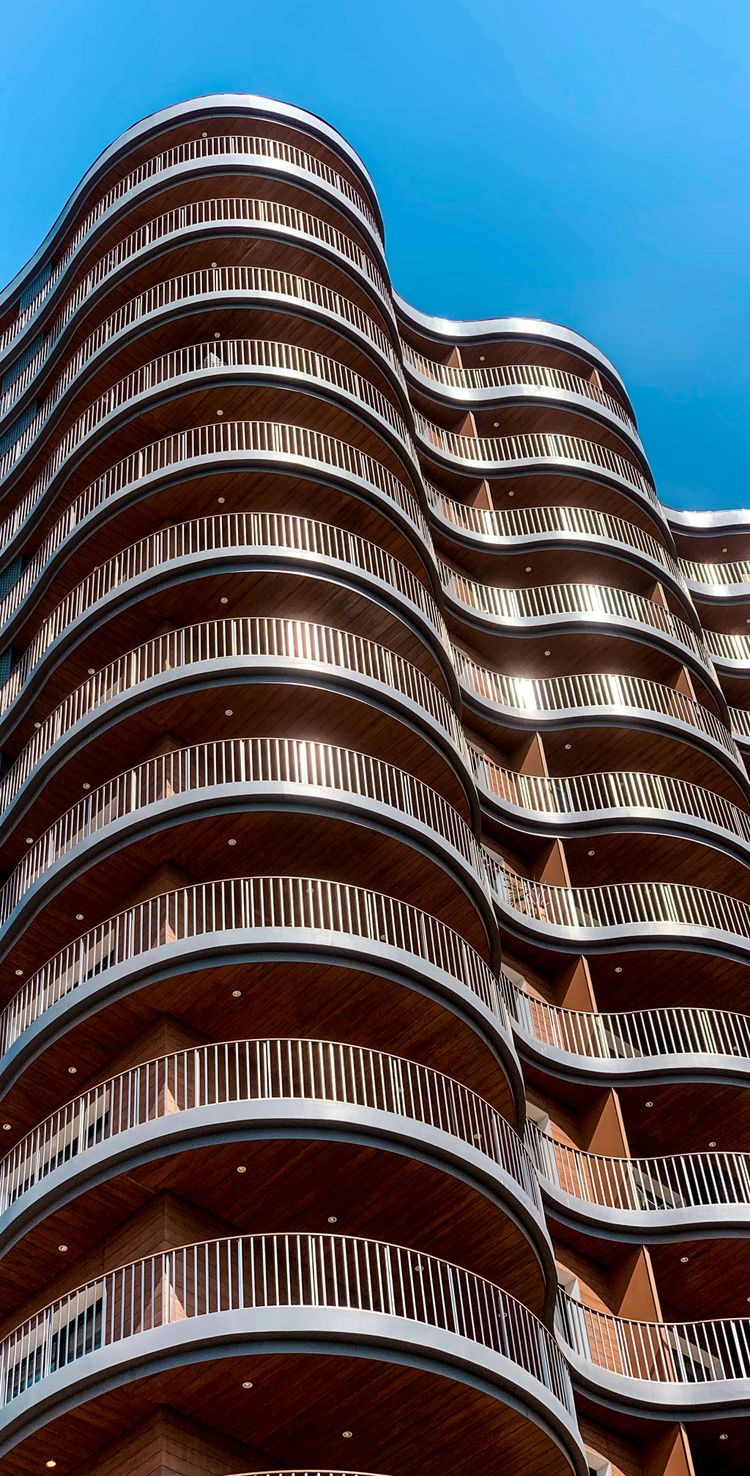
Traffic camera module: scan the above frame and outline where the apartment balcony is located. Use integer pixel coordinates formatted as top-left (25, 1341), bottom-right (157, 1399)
top-left (0, 1232), bottom-right (585, 1476)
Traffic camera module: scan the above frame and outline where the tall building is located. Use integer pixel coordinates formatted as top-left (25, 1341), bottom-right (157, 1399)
top-left (0, 92), bottom-right (746, 1476)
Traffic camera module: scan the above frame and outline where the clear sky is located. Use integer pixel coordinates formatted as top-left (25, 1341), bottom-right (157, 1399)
top-left (0, 0), bottom-right (748, 510)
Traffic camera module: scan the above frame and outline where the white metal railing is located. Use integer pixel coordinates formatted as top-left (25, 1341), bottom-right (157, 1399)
top-left (527, 1120), bottom-right (750, 1218)
top-left (0, 333), bottom-right (415, 500)
top-left (0, 260), bottom-right (405, 430)
top-left (0, 192), bottom-right (393, 407)
top-left (470, 743), bottom-right (750, 850)
top-left (557, 1289), bottom-right (750, 1387)
top-left (403, 345), bottom-right (637, 433)
top-left (441, 562), bottom-right (712, 672)
top-left (0, 737), bottom-right (485, 928)
top-left (413, 411), bottom-right (659, 509)
top-left (704, 629), bottom-right (750, 666)
top-left (454, 647), bottom-right (740, 762)
top-left (0, 617), bottom-right (468, 822)
top-left (680, 557), bottom-right (750, 593)
top-left (500, 971), bottom-right (750, 1070)
top-left (0, 506), bottom-right (445, 723)
top-left (0, 1232), bottom-right (574, 1415)
top-left (0, 1037), bottom-right (538, 1214)
top-left (0, 133), bottom-right (383, 358)
top-left (488, 854), bottom-right (750, 944)
top-left (426, 485), bottom-right (685, 590)
top-left (730, 706), bottom-right (750, 742)
top-left (0, 872), bottom-right (510, 1077)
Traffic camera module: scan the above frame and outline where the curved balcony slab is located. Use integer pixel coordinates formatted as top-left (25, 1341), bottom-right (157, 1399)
top-left (557, 1291), bottom-right (750, 1417)
top-left (455, 649), bottom-right (745, 785)
top-left (0, 132), bottom-right (389, 373)
top-left (0, 737), bottom-right (495, 963)
top-left (680, 558), bottom-right (750, 603)
top-left (528, 1123), bottom-right (750, 1242)
top-left (0, 617), bottom-right (473, 838)
top-left (471, 747), bottom-right (750, 869)
top-left (0, 876), bottom-right (522, 1116)
top-left (501, 974), bottom-right (750, 1088)
top-left (0, 1039), bottom-right (550, 1296)
top-left (488, 856), bottom-right (750, 965)
top-left (0, 507), bottom-right (449, 739)
top-left (0, 1232), bottom-right (584, 1472)
top-left (441, 562), bottom-right (716, 688)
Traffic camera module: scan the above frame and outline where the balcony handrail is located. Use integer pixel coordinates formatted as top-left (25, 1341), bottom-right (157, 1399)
top-left (454, 647), bottom-right (740, 762)
top-left (0, 1036), bottom-right (538, 1215)
top-left (0, 736), bottom-right (487, 928)
top-left (440, 561), bottom-right (712, 672)
top-left (0, 616), bottom-right (469, 821)
top-left (0, 1231), bottom-right (574, 1415)
top-left (488, 854), bottom-right (750, 944)
top-left (0, 331), bottom-right (416, 496)
top-left (403, 344), bottom-right (637, 433)
top-left (0, 505), bottom-right (445, 723)
top-left (704, 629), bottom-right (750, 665)
top-left (0, 874), bottom-right (507, 1059)
top-left (500, 971), bottom-right (750, 1068)
top-left (556, 1289), bottom-right (750, 1386)
top-left (0, 420), bottom-right (441, 720)
top-left (470, 743), bottom-right (750, 849)
top-left (0, 259), bottom-right (406, 427)
top-left (413, 410), bottom-right (659, 509)
top-left (425, 485), bottom-right (685, 590)
top-left (527, 1120), bottom-right (750, 1217)
top-left (0, 133), bottom-right (383, 357)
top-left (0, 193), bottom-right (393, 406)
top-left (680, 557), bottom-right (750, 591)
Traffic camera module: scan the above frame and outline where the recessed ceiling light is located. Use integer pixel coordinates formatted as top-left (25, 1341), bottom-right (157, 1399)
top-left (220, 596), bottom-right (229, 604)
top-left (34, 722), bottom-right (41, 729)
top-left (82, 782), bottom-right (91, 791)
top-left (525, 566), bottom-right (532, 573)
top-left (327, 1215), bottom-right (338, 1223)
top-left (225, 708), bottom-right (233, 716)
top-left (680, 1255), bottom-right (689, 1263)
top-left (68, 1066), bottom-right (77, 1075)
top-left (75, 913), bottom-right (84, 921)
top-left (645, 1100), bottom-right (653, 1108)
top-left (508, 489), bottom-right (515, 497)
top-left (564, 743), bottom-right (571, 750)
top-left (720, 1434), bottom-right (728, 1440)
top-left (587, 849), bottom-right (595, 856)
top-left (202, 131), bottom-right (208, 138)
top-left (214, 331), bottom-right (221, 339)
top-left (342, 1431), bottom-right (353, 1439)
top-left (615, 965), bottom-right (623, 974)
top-left (211, 261), bottom-right (218, 267)
top-left (45, 1463), bottom-right (57, 1470)
top-left (216, 409), bottom-right (224, 417)
top-left (58, 1244), bottom-right (68, 1253)
top-left (2, 1123), bottom-right (11, 1131)
top-left (25, 837), bottom-right (33, 845)
top-left (493, 421), bottom-right (499, 428)
top-left (88, 667), bottom-right (95, 675)
top-left (722, 547), bottom-right (728, 553)
top-left (242, 1379), bottom-right (254, 1389)
top-left (544, 650), bottom-right (551, 656)
top-left (479, 355), bottom-right (485, 362)
top-left (14, 968), bottom-right (23, 977)
top-left (232, 989), bottom-right (242, 998)
top-left (218, 495), bottom-right (225, 503)
top-left (236, 1165), bottom-right (247, 1174)
top-left (709, 1140), bottom-right (717, 1147)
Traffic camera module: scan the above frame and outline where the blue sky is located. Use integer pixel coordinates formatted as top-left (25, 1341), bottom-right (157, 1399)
top-left (0, 0), bottom-right (747, 510)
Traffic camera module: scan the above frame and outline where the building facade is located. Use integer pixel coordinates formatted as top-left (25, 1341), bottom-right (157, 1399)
top-left (0, 92), bottom-right (746, 1475)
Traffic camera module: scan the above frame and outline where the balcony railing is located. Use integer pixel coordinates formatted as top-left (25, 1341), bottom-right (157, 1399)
top-left (454, 647), bottom-right (740, 763)
top-left (0, 737), bottom-right (486, 929)
top-left (488, 855), bottom-right (750, 946)
top-left (557, 1290), bottom-right (750, 1390)
top-left (414, 411), bottom-right (659, 509)
top-left (501, 972), bottom-right (750, 1073)
top-left (426, 485), bottom-right (685, 590)
top-left (470, 744), bottom-right (750, 851)
top-left (0, 133), bottom-right (383, 357)
top-left (0, 333), bottom-right (416, 499)
top-left (528, 1121), bottom-right (750, 1220)
top-left (704, 629), bottom-right (750, 667)
top-left (0, 506), bottom-right (445, 723)
top-left (0, 193), bottom-right (392, 402)
top-left (0, 260), bottom-right (405, 427)
top-left (0, 875), bottom-right (509, 1059)
top-left (441, 562), bottom-right (713, 674)
top-left (0, 1037), bottom-right (538, 1215)
top-left (680, 557), bottom-right (750, 594)
top-left (0, 1232), bottom-right (574, 1417)
top-left (0, 616), bottom-right (468, 822)
top-left (403, 345), bottom-right (637, 433)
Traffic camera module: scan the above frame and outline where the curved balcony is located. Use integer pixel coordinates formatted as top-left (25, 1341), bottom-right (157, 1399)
top-left (441, 563), bottom-right (714, 682)
top-left (0, 132), bottom-right (386, 365)
top-left (0, 737), bottom-right (492, 946)
top-left (0, 617), bottom-right (470, 829)
top-left (414, 412), bottom-right (661, 518)
top-left (704, 628), bottom-right (750, 673)
top-left (0, 1038), bottom-right (546, 1270)
top-left (528, 1121), bottom-right (750, 1239)
top-left (403, 345), bottom-right (638, 439)
top-left (0, 875), bottom-right (519, 1109)
top-left (0, 507), bottom-right (447, 732)
top-left (426, 487), bottom-right (687, 602)
top-left (0, 193), bottom-right (394, 408)
top-left (557, 1289), bottom-right (750, 1414)
top-left (501, 972), bottom-right (750, 1085)
top-left (0, 332), bottom-right (418, 520)
top-left (679, 556), bottom-right (750, 601)
top-left (0, 1232), bottom-right (582, 1469)
top-left (0, 259), bottom-right (407, 432)
top-left (489, 856), bottom-right (750, 962)
top-left (471, 746), bottom-right (750, 864)
top-left (454, 648), bottom-right (742, 776)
